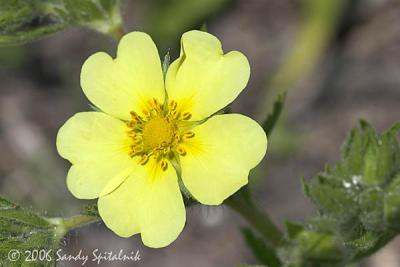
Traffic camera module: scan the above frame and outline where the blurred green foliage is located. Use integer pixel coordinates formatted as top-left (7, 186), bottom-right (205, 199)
top-left (0, 0), bottom-right (122, 46)
top-left (146, 0), bottom-right (232, 53)
top-left (242, 227), bottom-right (281, 267)
top-left (269, 0), bottom-right (348, 93)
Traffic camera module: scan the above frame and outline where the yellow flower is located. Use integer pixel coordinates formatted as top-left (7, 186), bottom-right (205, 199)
top-left (56, 31), bottom-right (267, 248)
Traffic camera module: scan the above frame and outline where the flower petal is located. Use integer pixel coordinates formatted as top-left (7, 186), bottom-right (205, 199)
top-left (98, 157), bottom-right (185, 248)
top-left (56, 112), bottom-right (135, 199)
top-left (165, 30), bottom-right (250, 121)
top-left (81, 32), bottom-right (165, 120)
top-left (180, 114), bottom-right (267, 205)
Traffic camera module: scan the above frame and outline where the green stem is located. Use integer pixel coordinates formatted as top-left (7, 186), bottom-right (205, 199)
top-left (107, 23), bottom-right (125, 40)
top-left (47, 215), bottom-right (100, 240)
top-left (61, 215), bottom-right (100, 230)
top-left (225, 197), bottom-right (289, 247)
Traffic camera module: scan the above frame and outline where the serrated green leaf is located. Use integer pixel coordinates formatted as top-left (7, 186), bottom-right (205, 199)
top-left (384, 174), bottom-right (400, 231)
top-left (299, 120), bottom-right (400, 265)
top-left (342, 127), bottom-right (363, 176)
top-left (0, 195), bottom-right (59, 266)
top-left (0, 0), bottom-right (122, 46)
top-left (0, 208), bottom-right (50, 228)
top-left (0, 196), bottom-right (15, 207)
top-left (241, 228), bottom-right (281, 267)
top-left (359, 188), bottom-right (384, 231)
top-left (80, 204), bottom-right (100, 217)
top-left (309, 176), bottom-right (357, 218)
top-left (376, 132), bottom-right (393, 184)
top-left (361, 131), bottom-right (379, 185)
top-left (344, 230), bottom-right (381, 252)
top-left (296, 230), bottom-right (345, 263)
top-left (284, 220), bottom-right (305, 241)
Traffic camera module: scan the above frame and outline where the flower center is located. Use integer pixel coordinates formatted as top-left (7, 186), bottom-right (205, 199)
top-left (125, 98), bottom-right (195, 171)
top-left (142, 117), bottom-right (175, 149)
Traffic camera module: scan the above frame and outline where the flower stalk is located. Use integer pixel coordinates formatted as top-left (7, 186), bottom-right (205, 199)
top-left (225, 197), bottom-right (289, 248)
top-left (47, 215), bottom-right (100, 240)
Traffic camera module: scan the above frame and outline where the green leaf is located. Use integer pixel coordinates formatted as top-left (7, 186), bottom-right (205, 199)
top-left (284, 220), bottom-right (305, 241)
top-left (80, 204), bottom-right (100, 217)
top-left (0, 194), bottom-right (61, 266)
top-left (241, 228), bottom-right (281, 267)
top-left (359, 188), bottom-right (384, 231)
top-left (295, 230), bottom-right (345, 264)
top-left (296, 120), bottom-right (400, 265)
top-left (342, 127), bottom-right (363, 176)
top-left (262, 92), bottom-right (286, 137)
top-left (384, 174), bottom-right (400, 231)
top-left (0, 0), bottom-right (122, 46)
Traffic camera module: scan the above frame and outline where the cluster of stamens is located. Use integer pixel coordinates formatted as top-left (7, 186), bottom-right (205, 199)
top-left (125, 98), bottom-right (195, 171)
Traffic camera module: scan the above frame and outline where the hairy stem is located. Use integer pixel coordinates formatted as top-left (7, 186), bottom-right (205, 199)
top-left (47, 215), bottom-right (100, 240)
top-left (225, 197), bottom-right (289, 247)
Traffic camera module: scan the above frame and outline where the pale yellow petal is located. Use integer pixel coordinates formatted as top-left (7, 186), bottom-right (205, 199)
top-left (81, 32), bottom-right (165, 120)
top-left (56, 112), bottom-right (135, 199)
top-left (98, 157), bottom-right (185, 248)
top-left (180, 114), bottom-right (267, 205)
top-left (165, 30), bottom-right (250, 121)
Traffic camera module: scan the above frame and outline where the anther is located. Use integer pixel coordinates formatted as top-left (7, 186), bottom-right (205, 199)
top-left (126, 121), bottom-right (135, 128)
top-left (163, 146), bottom-right (170, 154)
top-left (175, 134), bottom-right (181, 142)
top-left (133, 135), bottom-right (142, 143)
top-left (184, 131), bottom-right (195, 138)
top-left (172, 110), bottom-right (179, 119)
top-left (153, 151), bottom-right (161, 160)
top-left (146, 99), bottom-right (154, 109)
top-left (142, 109), bottom-right (150, 117)
top-left (160, 160), bottom-right (168, 170)
top-left (126, 130), bottom-right (136, 137)
top-left (138, 155), bottom-right (149, 165)
top-left (168, 100), bottom-right (177, 110)
top-left (153, 98), bottom-right (161, 111)
top-left (133, 145), bottom-right (144, 153)
top-left (176, 145), bottom-right (186, 155)
top-left (181, 112), bottom-right (191, 120)
top-left (130, 111), bottom-right (139, 118)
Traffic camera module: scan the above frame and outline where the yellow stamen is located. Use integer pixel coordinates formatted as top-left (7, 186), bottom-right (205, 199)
top-left (133, 135), bottom-right (143, 143)
top-left (172, 110), bottom-right (179, 119)
top-left (176, 145), bottom-right (186, 155)
top-left (142, 109), bottom-right (150, 117)
top-left (126, 130), bottom-right (136, 136)
top-left (160, 160), bottom-right (168, 170)
top-left (130, 111), bottom-right (139, 119)
top-left (181, 112), bottom-right (191, 120)
top-left (163, 146), bottom-right (170, 154)
top-left (168, 100), bottom-right (177, 110)
top-left (138, 155), bottom-right (148, 165)
top-left (184, 131), bottom-right (195, 138)
top-left (126, 121), bottom-right (135, 128)
top-left (153, 98), bottom-right (161, 111)
top-left (133, 145), bottom-right (143, 153)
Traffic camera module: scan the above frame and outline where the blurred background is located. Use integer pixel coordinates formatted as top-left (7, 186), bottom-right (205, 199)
top-left (1, 0), bottom-right (400, 266)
